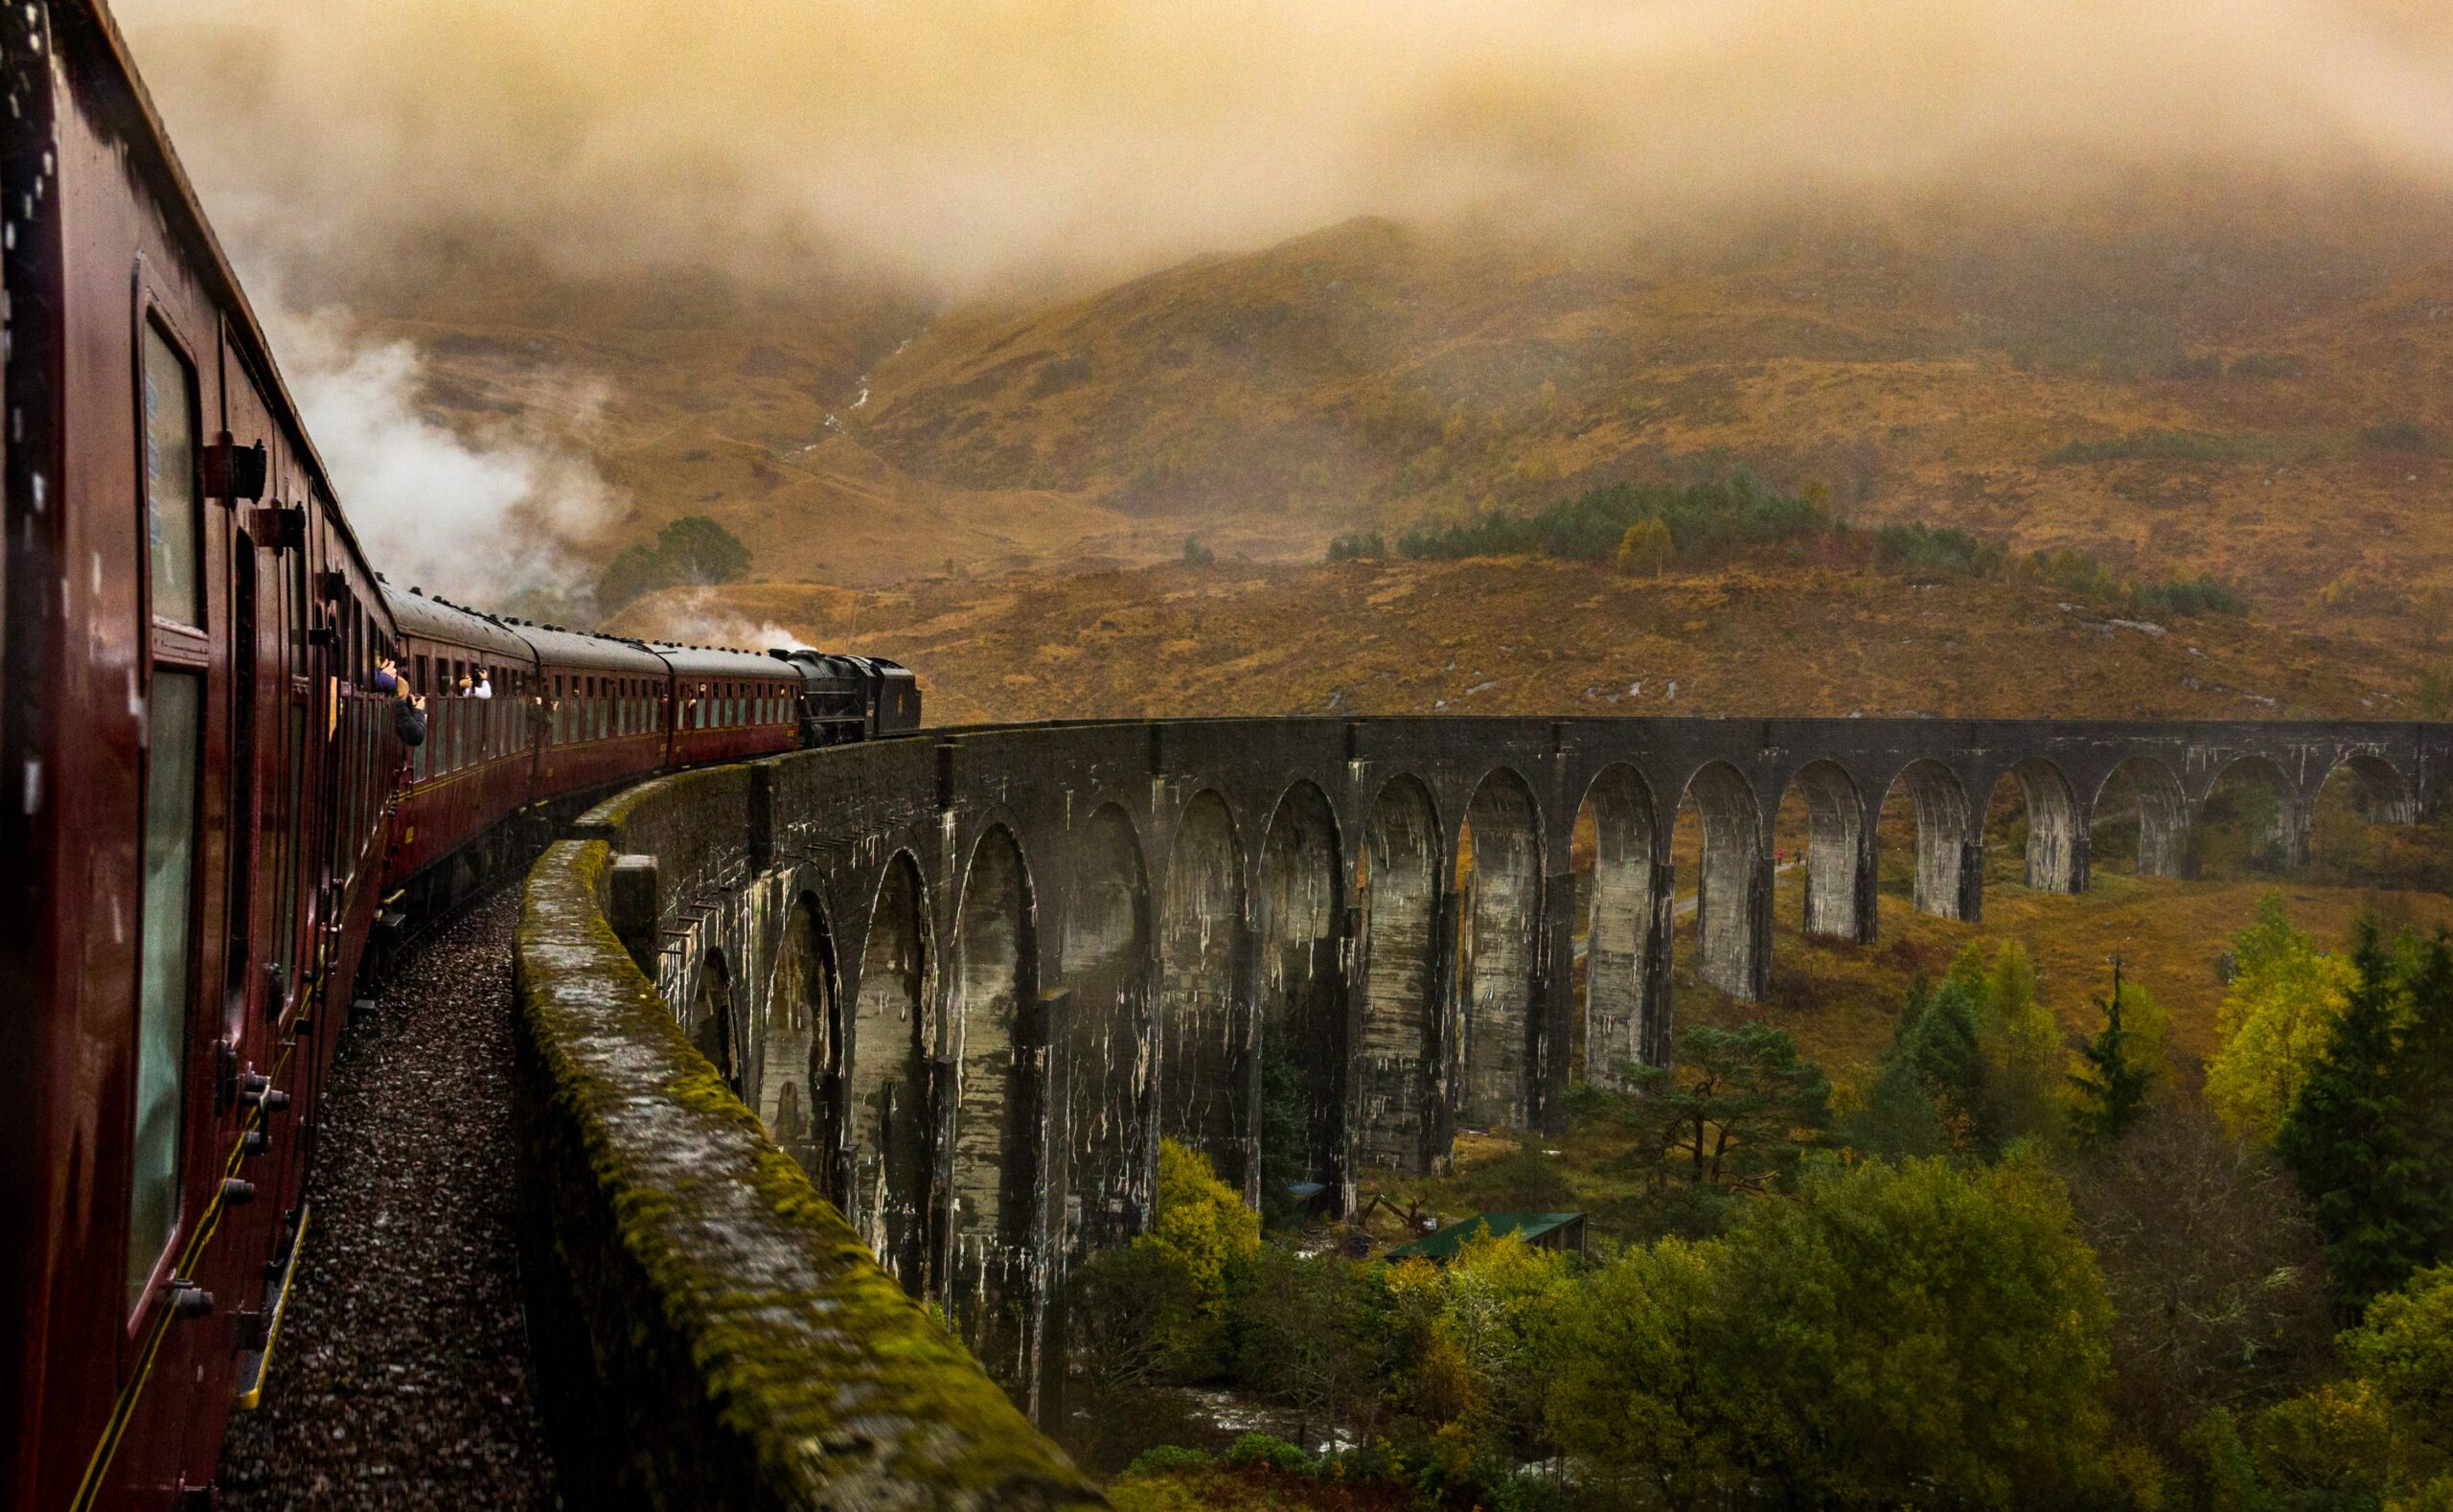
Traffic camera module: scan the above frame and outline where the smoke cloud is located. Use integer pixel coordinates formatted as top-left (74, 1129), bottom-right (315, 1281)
top-left (264, 302), bottom-right (615, 607)
top-left (641, 588), bottom-right (816, 654)
top-left (116, 0), bottom-right (2453, 300)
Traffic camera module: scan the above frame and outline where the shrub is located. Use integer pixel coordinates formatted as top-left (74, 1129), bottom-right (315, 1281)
top-left (1396, 473), bottom-right (1826, 565)
top-left (1121, 1444), bottom-right (1213, 1478)
top-left (1222, 1432), bottom-right (1312, 1473)
top-left (1326, 531), bottom-right (1387, 561)
top-left (1870, 521), bottom-right (2003, 580)
top-left (1181, 537), bottom-right (1215, 566)
top-left (2359, 419), bottom-right (2434, 453)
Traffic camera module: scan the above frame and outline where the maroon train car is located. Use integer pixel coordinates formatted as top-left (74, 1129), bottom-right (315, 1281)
top-left (523, 624), bottom-right (674, 803)
top-left (0, 4), bottom-right (401, 1505)
top-left (382, 584), bottom-right (543, 906)
top-left (655, 643), bottom-right (803, 767)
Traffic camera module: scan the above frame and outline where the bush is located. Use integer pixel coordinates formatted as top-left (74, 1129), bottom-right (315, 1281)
top-left (1181, 537), bottom-right (1215, 566)
top-left (2359, 419), bottom-right (2435, 453)
top-left (1870, 521), bottom-right (2003, 580)
top-left (1396, 473), bottom-right (1826, 565)
top-left (1221, 1432), bottom-right (1312, 1473)
top-left (1121, 1444), bottom-right (1213, 1478)
top-left (1326, 531), bottom-right (1387, 561)
top-left (2024, 547), bottom-right (2248, 618)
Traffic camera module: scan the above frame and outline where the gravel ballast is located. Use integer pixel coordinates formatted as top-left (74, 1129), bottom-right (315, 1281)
top-left (218, 891), bottom-right (562, 1509)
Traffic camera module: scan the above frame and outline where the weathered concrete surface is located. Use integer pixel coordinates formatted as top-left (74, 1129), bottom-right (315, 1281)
top-left (542, 715), bottom-right (2451, 1421)
top-left (510, 834), bottom-right (1102, 1509)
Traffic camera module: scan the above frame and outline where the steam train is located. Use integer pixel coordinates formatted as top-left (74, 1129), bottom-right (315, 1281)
top-left (0, 5), bottom-right (916, 1507)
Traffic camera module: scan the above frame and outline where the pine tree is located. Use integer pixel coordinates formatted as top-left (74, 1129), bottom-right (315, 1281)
top-left (2277, 920), bottom-right (2431, 1318)
top-left (2069, 960), bottom-right (2155, 1151)
top-left (2387, 930), bottom-right (2453, 1260)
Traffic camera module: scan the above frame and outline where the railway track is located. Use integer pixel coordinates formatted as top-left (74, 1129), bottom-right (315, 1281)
top-left (214, 892), bottom-right (562, 1510)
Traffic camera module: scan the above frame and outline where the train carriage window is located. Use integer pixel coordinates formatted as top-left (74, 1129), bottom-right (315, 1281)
top-left (141, 324), bottom-right (201, 629)
top-left (128, 668), bottom-right (202, 1312)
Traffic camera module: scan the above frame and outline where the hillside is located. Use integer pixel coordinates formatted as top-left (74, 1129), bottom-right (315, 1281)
top-left (608, 556), bottom-right (2441, 727)
top-left (383, 192), bottom-right (2453, 655)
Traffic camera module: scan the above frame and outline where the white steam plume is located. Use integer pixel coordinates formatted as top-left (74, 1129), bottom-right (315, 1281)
top-left (642, 588), bottom-right (814, 654)
top-left (268, 306), bottom-right (615, 608)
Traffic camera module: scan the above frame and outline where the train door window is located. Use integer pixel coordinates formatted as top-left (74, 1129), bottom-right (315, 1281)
top-left (128, 668), bottom-right (202, 1313)
top-left (281, 692), bottom-right (305, 998)
top-left (412, 657), bottom-right (429, 782)
top-left (142, 324), bottom-right (202, 630)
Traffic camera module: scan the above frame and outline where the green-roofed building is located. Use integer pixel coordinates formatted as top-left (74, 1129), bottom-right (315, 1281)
top-left (1386, 1211), bottom-right (1586, 1264)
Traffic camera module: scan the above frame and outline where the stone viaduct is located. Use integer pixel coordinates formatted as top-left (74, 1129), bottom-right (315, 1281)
top-left (532, 714), bottom-right (2445, 1431)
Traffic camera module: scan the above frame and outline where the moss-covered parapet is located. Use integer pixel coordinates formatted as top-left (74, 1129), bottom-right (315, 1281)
top-left (513, 837), bottom-right (1103, 1509)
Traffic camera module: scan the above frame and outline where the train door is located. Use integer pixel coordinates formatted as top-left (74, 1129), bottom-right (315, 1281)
top-left (119, 299), bottom-right (218, 1498)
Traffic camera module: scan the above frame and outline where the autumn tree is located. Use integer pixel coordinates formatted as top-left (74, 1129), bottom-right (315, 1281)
top-left (1543, 1239), bottom-right (1733, 1507)
top-left (1615, 517), bottom-right (1674, 579)
top-left (2070, 1108), bottom-right (2333, 1456)
top-left (1549, 1157), bottom-right (2115, 1506)
top-left (2204, 895), bottom-right (2356, 1142)
top-left (1967, 940), bottom-right (2063, 1150)
top-left (1143, 1139), bottom-right (1258, 1317)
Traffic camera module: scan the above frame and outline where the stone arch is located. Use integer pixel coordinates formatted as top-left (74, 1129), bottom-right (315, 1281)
top-left (849, 852), bottom-right (933, 1294)
top-left (2195, 754), bottom-right (2308, 874)
top-left (1157, 790), bottom-right (1248, 1184)
top-left (1681, 762), bottom-right (1768, 1000)
top-left (1880, 759), bottom-right (1975, 920)
top-left (1257, 780), bottom-right (1347, 1205)
top-left (2323, 751), bottom-right (2418, 825)
top-left (1060, 802), bottom-right (1154, 1258)
top-left (691, 948), bottom-right (740, 1094)
top-left (2093, 756), bottom-right (2189, 878)
top-left (1455, 767), bottom-right (1544, 1130)
top-left (1987, 758), bottom-right (2082, 894)
top-left (949, 825), bottom-right (1038, 1376)
top-left (1356, 775), bottom-right (1441, 1176)
top-left (1778, 761), bottom-right (1867, 942)
top-left (1572, 764), bottom-right (1660, 1085)
top-left (760, 893), bottom-right (839, 1186)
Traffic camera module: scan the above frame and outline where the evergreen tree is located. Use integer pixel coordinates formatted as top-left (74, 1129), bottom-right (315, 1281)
top-left (2278, 920), bottom-right (2431, 1318)
top-left (2069, 960), bottom-right (2155, 1151)
top-left (1626, 1022), bottom-right (1831, 1199)
top-left (2386, 931), bottom-right (2453, 1262)
top-left (1843, 971), bottom-right (1985, 1159)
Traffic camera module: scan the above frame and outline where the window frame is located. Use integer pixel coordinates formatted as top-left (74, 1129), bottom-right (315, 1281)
top-left (126, 290), bottom-right (211, 1327)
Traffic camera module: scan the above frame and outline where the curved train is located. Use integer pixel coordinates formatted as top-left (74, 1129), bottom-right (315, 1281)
top-left (0, 5), bottom-right (915, 1506)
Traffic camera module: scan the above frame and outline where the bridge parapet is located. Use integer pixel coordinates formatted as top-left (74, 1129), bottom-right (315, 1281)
top-left (510, 780), bottom-right (1104, 1506)
top-left (516, 715), bottom-right (2450, 1438)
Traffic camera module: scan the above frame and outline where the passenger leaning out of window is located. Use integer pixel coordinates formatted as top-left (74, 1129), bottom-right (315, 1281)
top-left (471, 670), bottom-right (493, 699)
